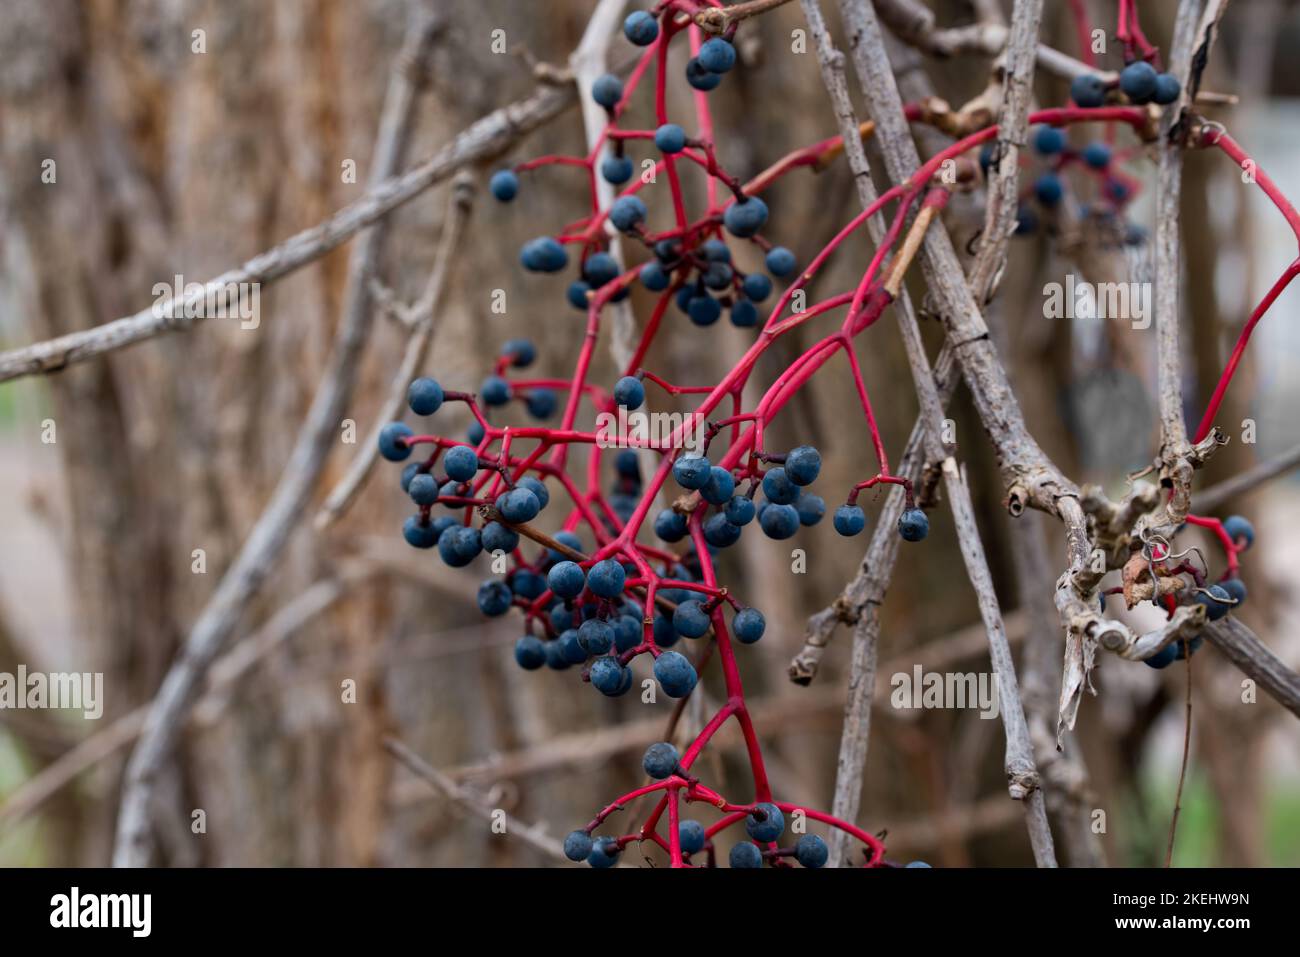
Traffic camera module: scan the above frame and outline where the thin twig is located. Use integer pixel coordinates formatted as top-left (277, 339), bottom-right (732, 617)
top-left (1165, 644), bottom-right (1194, 867)
top-left (1194, 443), bottom-right (1300, 512)
top-left (695, 0), bottom-right (797, 35)
top-left (968, 0), bottom-right (1044, 303)
top-left (383, 737), bottom-right (568, 863)
top-left (111, 2), bottom-right (447, 867)
top-left (315, 173), bottom-right (477, 530)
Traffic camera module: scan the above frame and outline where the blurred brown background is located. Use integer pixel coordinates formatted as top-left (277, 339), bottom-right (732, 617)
top-left (0, 0), bottom-right (1297, 866)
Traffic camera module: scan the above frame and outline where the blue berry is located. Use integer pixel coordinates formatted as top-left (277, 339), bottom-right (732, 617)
top-left (760, 503), bottom-right (799, 540)
top-left (730, 842), bottom-right (763, 868)
top-left (518, 476), bottom-right (550, 510)
top-left (519, 236), bottom-right (568, 272)
top-left (400, 462), bottom-right (421, 492)
top-left (548, 530), bottom-right (584, 564)
top-left (1082, 142), bottom-right (1112, 169)
top-left (643, 741), bottom-right (680, 779)
top-left (526, 389), bottom-right (557, 419)
top-left (1173, 636), bottom-right (1204, 661)
top-left (544, 640), bottom-right (571, 670)
top-left (978, 142), bottom-right (996, 171)
top-left (515, 635), bottom-right (547, 671)
top-left (687, 294), bottom-right (722, 326)
top-left (654, 651), bottom-right (698, 697)
top-left (624, 10), bottom-right (659, 45)
top-left (905, 860), bottom-right (932, 868)
top-left (591, 73), bottom-right (623, 109)
top-left (480, 375), bottom-right (512, 406)
top-left (702, 466), bottom-right (736, 506)
top-left (655, 508), bottom-right (689, 542)
top-left (742, 273), bottom-right (772, 301)
top-left (686, 57), bottom-right (722, 91)
top-left (444, 445), bottom-right (479, 481)
top-left (512, 569), bottom-right (546, 600)
top-left (1070, 74), bottom-right (1108, 108)
top-left (601, 154), bottom-right (634, 185)
top-left (438, 526), bottom-right (482, 567)
top-left (477, 580), bottom-right (513, 617)
top-left (640, 261), bottom-right (670, 291)
top-left (590, 655), bottom-right (628, 695)
top-left (834, 504), bottom-right (866, 536)
top-left (898, 507), bottom-right (929, 542)
top-left (679, 820), bottom-right (706, 855)
top-left (614, 615), bottom-right (642, 653)
top-left (1144, 642), bottom-right (1178, 669)
top-left (407, 377), bottom-right (444, 415)
top-left (733, 607), bottom-right (765, 644)
top-left (408, 473), bottom-right (439, 506)
top-left (1119, 60), bottom-right (1158, 103)
top-left (729, 299), bottom-right (758, 327)
top-left (548, 561), bottom-right (586, 599)
top-left (614, 375), bottom-right (646, 410)
top-left (1033, 125), bottom-right (1066, 155)
top-left (1219, 578), bottom-right (1247, 605)
top-left (725, 495), bottom-right (756, 526)
top-left (489, 169), bottom-right (518, 202)
top-left (583, 252), bottom-right (621, 288)
top-left (698, 37), bottom-right (736, 74)
top-left (496, 487), bottom-right (541, 524)
top-left (723, 196), bottom-right (768, 238)
top-left (588, 559), bottom-right (627, 598)
top-left (502, 338), bottom-right (536, 368)
top-left (785, 445), bottom-right (821, 486)
top-left (1034, 173), bottom-right (1063, 207)
top-left (567, 280), bottom-right (592, 310)
top-left (703, 513), bottom-right (743, 548)
top-left (1222, 515), bottom-right (1254, 550)
top-left (1195, 584), bottom-right (1232, 622)
top-left (403, 515), bottom-right (441, 549)
top-left (614, 450), bottom-right (640, 480)
top-left (673, 600), bottom-right (712, 639)
top-left (796, 492), bottom-right (825, 526)
top-left (655, 239), bottom-right (684, 263)
top-left (378, 422), bottom-right (414, 462)
top-left (481, 521), bottom-right (519, 554)
top-left (762, 467), bottom-right (799, 505)
top-left (765, 246), bottom-right (796, 276)
top-left (794, 834), bottom-right (828, 868)
top-left (580, 624), bottom-right (614, 659)
top-left (654, 123), bottom-right (688, 154)
top-left (1105, 179), bottom-right (1130, 203)
top-left (564, 829), bottom-right (593, 862)
top-left (1153, 72), bottom-right (1181, 105)
top-left (588, 837), bottom-right (621, 868)
top-left (703, 261), bottom-right (734, 290)
top-left (558, 629), bottom-right (588, 664)
top-left (609, 196), bottom-right (648, 232)
top-left (745, 802), bottom-right (784, 842)
top-left (1014, 205), bottom-right (1039, 235)
top-left (674, 455), bottom-right (712, 491)
top-left (653, 614), bottom-right (680, 647)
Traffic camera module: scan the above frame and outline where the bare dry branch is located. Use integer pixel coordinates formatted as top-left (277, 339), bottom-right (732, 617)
top-left (315, 174), bottom-right (477, 530)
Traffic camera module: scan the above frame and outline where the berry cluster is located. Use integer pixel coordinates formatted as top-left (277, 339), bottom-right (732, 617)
top-left (375, 0), bottom-right (1298, 865)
